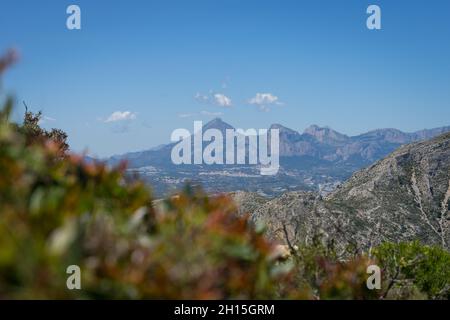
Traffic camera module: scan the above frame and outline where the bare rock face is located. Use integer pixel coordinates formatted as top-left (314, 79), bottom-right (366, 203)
top-left (327, 131), bottom-right (450, 249)
top-left (236, 132), bottom-right (450, 250)
top-left (251, 191), bottom-right (319, 242)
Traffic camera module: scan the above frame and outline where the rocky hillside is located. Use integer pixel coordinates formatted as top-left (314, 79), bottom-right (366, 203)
top-left (234, 132), bottom-right (450, 250)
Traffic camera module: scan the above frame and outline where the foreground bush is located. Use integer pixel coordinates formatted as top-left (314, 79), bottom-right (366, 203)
top-left (0, 104), bottom-right (284, 298)
top-left (283, 236), bottom-right (380, 300)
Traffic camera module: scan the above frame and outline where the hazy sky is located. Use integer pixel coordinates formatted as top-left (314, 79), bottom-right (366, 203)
top-left (1, 0), bottom-right (450, 157)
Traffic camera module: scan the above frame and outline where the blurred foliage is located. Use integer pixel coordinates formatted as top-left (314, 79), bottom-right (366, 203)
top-left (0, 74), bottom-right (282, 298)
top-left (0, 51), bottom-right (448, 300)
top-left (1, 96), bottom-right (275, 298)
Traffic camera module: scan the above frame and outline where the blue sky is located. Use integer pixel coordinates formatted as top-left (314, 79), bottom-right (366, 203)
top-left (1, 0), bottom-right (450, 157)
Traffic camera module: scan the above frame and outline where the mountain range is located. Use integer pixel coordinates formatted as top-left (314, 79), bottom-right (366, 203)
top-left (233, 131), bottom-right (450, 250)
top-left (106, 118), bottom-right (450, 197)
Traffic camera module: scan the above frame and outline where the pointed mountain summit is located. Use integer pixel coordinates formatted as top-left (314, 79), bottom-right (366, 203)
top-left (269, 123), bottom-right (303, 142)
top-left (202, 118), bottom-right (234, 135)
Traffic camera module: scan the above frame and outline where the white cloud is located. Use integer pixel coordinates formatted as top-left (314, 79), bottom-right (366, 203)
top-left (38, 115), bottom-right (57, 125)
top-left (200, 110), bottom-right (224, 117)
top-left (104, 111), bottom-right (136, 123)
top-left (178, 113), bottom-right (195, 118)
top-left (178, 111), bottom-right (224, 118)
top-left (194, 92), bottom-right (232, 108)
top-left (213, 93), bottom-right (232, 107)
top-left (194, 92), bottom-right (210, 104)
top-left (248, 93), bottom-right (283, 111)
top-left (44, 116), bottom-right (56, 121)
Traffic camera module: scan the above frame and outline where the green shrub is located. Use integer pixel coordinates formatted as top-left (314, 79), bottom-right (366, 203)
top-left (283, 236), bottom-right (380, 300)
top-left (373, 241), bottom-right (450, 299)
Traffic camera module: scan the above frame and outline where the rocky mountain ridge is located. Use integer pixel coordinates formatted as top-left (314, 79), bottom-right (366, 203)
top-left (233, 131), bottom-right (450, 250)
top-left (106, 118), bottom-right (450, 198)
top-left (109, 118), bottom-right (450, 164)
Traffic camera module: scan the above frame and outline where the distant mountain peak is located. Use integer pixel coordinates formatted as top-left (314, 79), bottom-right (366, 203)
top-left (304, 124), bottom-right (320, 131)
top-left (303, 125), bottom-right (348, 143)
top-left (202, 118), bottom-right (234, 132)
top-left (357, 128), bottom-right (410, 144)
top-left (304, 124), bottom-right (332, 134)
top-left (208, 117), bottom-right (224, 123)
top-left (269, 123), bottom-right (298, 135)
